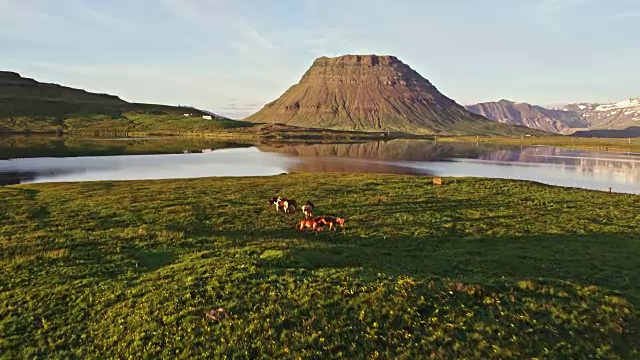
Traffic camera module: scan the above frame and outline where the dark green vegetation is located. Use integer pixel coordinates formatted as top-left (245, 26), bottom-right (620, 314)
top-left (573, 126), bottom-right (640, 139)
top-left (0, 135), bottom-right (252, 160)
top-left (5, 131), bottom-right (640, 165)
top-left (1, 114), bottom-right (249, 137)
top-left (0, 132), bottom-right (414, 160)
top-left (0, 71), bottom-right (249, 135)
top-left (443, 135), bottom-right (640, 153)
top-left (1, 174), bottom-right (639, 358)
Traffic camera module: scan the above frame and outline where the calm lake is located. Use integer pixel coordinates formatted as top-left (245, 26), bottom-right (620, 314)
top-left (1, 136), bottom-right (639, 194)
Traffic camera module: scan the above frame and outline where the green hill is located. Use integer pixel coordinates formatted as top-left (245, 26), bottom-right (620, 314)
top-left (0, 71), bottom-right (249, 135)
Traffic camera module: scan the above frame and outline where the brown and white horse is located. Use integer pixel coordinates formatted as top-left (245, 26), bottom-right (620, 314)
top-left (302, 201), bottom-right (315, 219)
top-left (269, 197), bottom-right (297, 214)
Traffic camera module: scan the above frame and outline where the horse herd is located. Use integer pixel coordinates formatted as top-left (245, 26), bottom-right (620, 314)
top-left (269, 197), bottom-right (345, 233)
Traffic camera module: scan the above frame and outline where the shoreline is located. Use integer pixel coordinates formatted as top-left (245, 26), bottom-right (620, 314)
top-left (4, 174), bottom-right (639, 196)
top-left (3, 129), bottom-right (640, 153)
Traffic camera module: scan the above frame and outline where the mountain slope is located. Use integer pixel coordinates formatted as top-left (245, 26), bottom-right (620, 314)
top-left (465, 100), bottom-right (575, 134)
top-left (466, 98), bottom-right (640, 136)
top-left (562, 98), bottom-right (640, 130)
top-left (246, 55), bottom-right (541, 135)
top-left (0, 71), bottom-right (243, 134)
top-left (0, 71), bottom-right (202, 118)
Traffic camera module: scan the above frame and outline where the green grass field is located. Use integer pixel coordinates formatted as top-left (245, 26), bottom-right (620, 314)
top-left (1, 174), bottom-right (639, 358)
top-left (0, 112), bottom-right (253, 136)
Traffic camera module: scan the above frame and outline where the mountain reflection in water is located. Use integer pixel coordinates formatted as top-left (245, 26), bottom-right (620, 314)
top-left (0, 137), bottom-right (638, 194)
top-left (260, 140), bottom-right (640, 194)
top-left (258, 140), bottom-right (506, 161)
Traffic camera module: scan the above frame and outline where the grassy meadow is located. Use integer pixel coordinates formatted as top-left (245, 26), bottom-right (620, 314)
top-left (0, 112), bottom-right (253, 137)
top-left (1, 174), bottom-right (639, 358)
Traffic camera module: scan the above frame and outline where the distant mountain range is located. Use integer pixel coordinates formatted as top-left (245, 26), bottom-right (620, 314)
top-left (561, 99), bottom-right (640, 130)
top-left (464, 100), bottom-right (574, 134)
top-left (465, 98), bottom-right (640, 136)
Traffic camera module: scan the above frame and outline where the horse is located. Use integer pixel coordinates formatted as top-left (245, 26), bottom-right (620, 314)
top-left (318, 216), bottom-right (345, 232)
top-left (302, 201), bottom-right (315, 219)
top-left (296, 217), bottom-right (323, 232)
top-left (269, 197), bottom-right (280, 211)
top-left (269, 197), bottom-right (297, 214)
top-left (269, 197), bottom-right (284, 212)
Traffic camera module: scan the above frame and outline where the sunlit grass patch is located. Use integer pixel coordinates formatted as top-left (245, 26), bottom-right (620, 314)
top-left (0, 174), bottom-right (639, 358)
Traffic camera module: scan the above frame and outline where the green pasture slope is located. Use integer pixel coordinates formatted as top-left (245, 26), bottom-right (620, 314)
top-left (0, 71), bottom-right (252, 136)
top-left (1, 174), bottom-right (639, 358)
top-left (0, 111), bottom-right (252, 136)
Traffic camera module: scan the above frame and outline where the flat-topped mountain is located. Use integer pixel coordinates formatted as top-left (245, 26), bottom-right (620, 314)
top-left (246, 55), bottom-right (540, 135)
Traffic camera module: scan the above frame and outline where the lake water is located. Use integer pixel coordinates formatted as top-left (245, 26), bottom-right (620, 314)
top-left (0, 137), bottom-right (639, 194)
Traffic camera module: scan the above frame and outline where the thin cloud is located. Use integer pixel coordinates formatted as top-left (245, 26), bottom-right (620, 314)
top-left (31, 61), bottom-right (146, 76)
top-left (221, 102), bottom-right (265, 113)
top-left (524, 0), bottom-right (588, 21)
top-left (518, 0), bottom-right (589, 31)
top-left (159, 0), bottom-right (225, 25)
top-left (218, 102), bottom-right (264, 119)
top-left (239, 23), bottom-right (276, 51)
top-left (158, 0), bottom-right (279, 57)
top-left (75, 1), bottom-right (133, 31)
top-left (612, 11), bottom-right (640, 19)
top-left (529, 0), bottom-right (587, 12)
top-left (227, 16), bottom-right (278, 54)
top-left (29, 61), bottom-right (205, 85)
top-left (0, 0), bottom-right (58, 26)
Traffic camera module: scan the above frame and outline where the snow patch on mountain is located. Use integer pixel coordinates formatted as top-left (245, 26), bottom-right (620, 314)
top-left (595, 98), bottom-right (640, 112)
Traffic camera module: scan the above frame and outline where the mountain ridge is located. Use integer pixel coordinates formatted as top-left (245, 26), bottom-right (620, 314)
top-left (465, 100), bottom-right (574, 134)
top-left (466, 98), bottom-right (640, 135)
top-left (561, 98), bottom-right (640, 130)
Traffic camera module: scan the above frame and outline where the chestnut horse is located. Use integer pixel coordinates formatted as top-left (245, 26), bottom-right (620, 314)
top-left (317, 216), bottom-right (345, 232)
top-left (296, 217), bottom-right (323, 232)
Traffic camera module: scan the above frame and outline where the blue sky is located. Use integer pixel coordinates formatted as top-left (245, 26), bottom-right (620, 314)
top-left (1, 0), bottom-right (639, 118)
